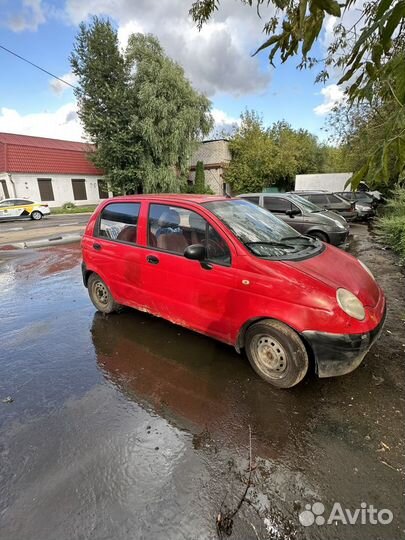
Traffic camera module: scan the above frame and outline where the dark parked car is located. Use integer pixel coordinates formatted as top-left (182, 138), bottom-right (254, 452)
top-left (335, 191), bottom-right (376, 220)
top-left (291, 191), bottom-right (357, 221)
top-left (238, 193), bottom-right (350, 246)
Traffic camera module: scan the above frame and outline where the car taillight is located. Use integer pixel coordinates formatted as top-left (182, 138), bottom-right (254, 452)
top-left (43, 204), bottom-right (48, 207)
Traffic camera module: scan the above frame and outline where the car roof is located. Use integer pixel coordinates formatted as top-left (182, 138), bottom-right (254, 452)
top-left (104, 194), bottom-right (229, 205)
top-left (289, 190), bottom-right (331, 194)
top-left (238, 192), bottom-right (292, 198)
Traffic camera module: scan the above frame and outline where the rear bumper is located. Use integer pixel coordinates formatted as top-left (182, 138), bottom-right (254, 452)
top-left (302, 306), bottom-right (387, 378)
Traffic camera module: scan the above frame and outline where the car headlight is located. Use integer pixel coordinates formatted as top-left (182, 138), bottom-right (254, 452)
top-left (336, 221), bottom-right (347, 230)
top-left (358, 260), bottom-right (374, 279)
top-left (336, 288), bottom-right (366, 321)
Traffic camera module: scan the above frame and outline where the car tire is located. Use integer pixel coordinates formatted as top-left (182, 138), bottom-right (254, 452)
top-left (31, 210), bottom-right (43, 220)
top-left (309, 230), bottom-right (328, 243)
top-left (245, 319), bottom-right (308, 388)
top-left (88, 273), bottom-right (120, 314)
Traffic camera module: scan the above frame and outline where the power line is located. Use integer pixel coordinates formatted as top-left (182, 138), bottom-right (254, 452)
top-left (0, 44), bottom-right (78, 91)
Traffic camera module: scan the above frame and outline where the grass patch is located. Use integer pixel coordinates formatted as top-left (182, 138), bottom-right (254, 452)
top-left (51, 205), bottom-right (98, 214)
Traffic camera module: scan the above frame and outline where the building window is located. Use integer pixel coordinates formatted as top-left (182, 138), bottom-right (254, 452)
top-left (37, 178), bottom-right (54, 201)
top-left (0, 180), bottom-right (10, 199)
top-left (97, 179), bottom-right (109, 199)
top-left (71, 179), bottom-right (87, 200)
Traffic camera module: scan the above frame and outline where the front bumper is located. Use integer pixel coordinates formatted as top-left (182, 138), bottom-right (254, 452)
top-left (328, 229), bottom-right (350, 246)
top-left (302, 306), bottom-right (387, 378)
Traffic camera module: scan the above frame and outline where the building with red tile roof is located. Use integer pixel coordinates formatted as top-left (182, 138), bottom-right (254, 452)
top-left (0, 132), bottom-right (107, 206)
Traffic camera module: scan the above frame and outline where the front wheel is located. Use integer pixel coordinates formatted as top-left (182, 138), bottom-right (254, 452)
top-left (88, 274), bottom-right (119, 314)
top-left (245, 320), bottom-right (308, 388)
top-left (31, 210), bottom-right (43, 220)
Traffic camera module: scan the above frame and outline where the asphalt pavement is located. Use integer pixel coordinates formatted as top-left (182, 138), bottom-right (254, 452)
top-left (0, 214), bottom-right (91, 245)
top-left (0, 224), bottom-right (404, 540)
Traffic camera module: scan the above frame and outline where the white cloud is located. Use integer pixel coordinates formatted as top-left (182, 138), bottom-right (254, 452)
top-left (49, 72), bottom-right (78, 94)
top-left (8, 0), bottom-right (46, 32)
top-left (0, 103), bottom-right (85, 141)
top-left (65, 0), bottom-right (272, 97)
top-left (313, 84), bottom-right (346, 116)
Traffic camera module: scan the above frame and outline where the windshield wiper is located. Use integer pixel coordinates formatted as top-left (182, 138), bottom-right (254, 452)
top-left (281, 235), bottom-right (316, 243)
top-left (245, 240), bottom-right (297, 249)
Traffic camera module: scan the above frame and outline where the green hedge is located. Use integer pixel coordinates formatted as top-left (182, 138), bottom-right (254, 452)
top-left (378, 187), bottom-right (405, 263)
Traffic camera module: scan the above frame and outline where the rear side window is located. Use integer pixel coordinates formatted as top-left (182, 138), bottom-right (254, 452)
top-left (307, 194), bottom-right (328, 205)
top-left (263, 197), bottom-right (292, 213)
top-left (97, 202), bottom-right (140, 244)
top-left (326, 194), bottom-right (343, 204)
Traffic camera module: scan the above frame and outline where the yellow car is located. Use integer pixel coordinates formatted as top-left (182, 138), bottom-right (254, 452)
top-left (0, 198), bottom-right (51, 221)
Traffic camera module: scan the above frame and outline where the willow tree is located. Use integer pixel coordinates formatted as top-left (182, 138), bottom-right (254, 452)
top-left (71, 20), bottom-right (213, 193)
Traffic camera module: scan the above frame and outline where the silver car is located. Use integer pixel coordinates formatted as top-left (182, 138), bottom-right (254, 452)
top-left (238, 192), bottom-right (349, 246)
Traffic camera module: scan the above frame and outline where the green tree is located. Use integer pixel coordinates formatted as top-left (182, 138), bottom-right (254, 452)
top-left (194, 161), bottom-right (206, 193)
top-left (224, 111), bottom-right (326, 193)
top-left (71, 20), bottom-right (213, 194)
top-left (70, 17), bottom-right (138, 194)
top-left (126, 34), bottom-right (213, 191)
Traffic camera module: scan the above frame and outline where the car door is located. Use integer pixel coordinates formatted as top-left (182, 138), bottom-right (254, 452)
top-left (140, 202), bottom-right (236, 343)
top-left (84, 201), bottom-right (147, 307)
top-left (262, 196), bottom-right (304, 233)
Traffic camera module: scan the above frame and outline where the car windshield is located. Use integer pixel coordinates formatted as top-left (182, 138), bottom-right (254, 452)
top-left (204, 199), bottom-right (323, 260)
top-left (288, 194), bottom-right (322, 213)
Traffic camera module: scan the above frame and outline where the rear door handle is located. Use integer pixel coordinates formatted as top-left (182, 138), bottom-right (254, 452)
top-left (93, 243), bottom-right (102, 251)
top-left (147, 255), bottom-right (159, 265)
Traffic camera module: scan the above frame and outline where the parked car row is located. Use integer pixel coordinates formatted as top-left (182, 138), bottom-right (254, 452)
top-left (238, 192), bottom-right (350, 246)
top-left (238, 189), bottom-right (382, 247)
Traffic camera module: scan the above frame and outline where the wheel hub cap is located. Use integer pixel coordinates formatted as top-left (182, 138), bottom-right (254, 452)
top-left (94, 282), bottom-right (108, 305)
top-left (256, 336), bottom-right (287, 378)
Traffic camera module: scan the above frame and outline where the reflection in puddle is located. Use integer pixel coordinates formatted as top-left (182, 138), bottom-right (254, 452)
top-left (91, 309), bottom-right (318, 462)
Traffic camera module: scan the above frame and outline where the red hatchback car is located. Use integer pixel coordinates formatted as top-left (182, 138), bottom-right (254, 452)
top-left (82, 195), bottom-right (386, 388)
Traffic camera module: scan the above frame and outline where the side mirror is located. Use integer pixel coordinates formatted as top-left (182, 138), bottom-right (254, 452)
top-left (285, 208), bottom-right (300, 217)
top-left (184, 244), bottom-right (206, 261)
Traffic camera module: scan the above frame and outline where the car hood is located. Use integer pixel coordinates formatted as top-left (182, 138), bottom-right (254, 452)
top-left (285, 244), bottom-right (380, 307)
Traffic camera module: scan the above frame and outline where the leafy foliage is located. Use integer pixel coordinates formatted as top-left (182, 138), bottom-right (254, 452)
top-left (378, 186), bottom-right (405, 263)
top-left (194, 161), bottom-right (207, 193)
top-left (224, 110), bottom-right (331, 193)
top-left (190, 0), bottom-right (405, 188)
top-left (71, 19), bottom-right (213, 194)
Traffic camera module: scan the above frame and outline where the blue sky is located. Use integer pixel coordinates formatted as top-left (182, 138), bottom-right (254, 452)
top-left (0, 0), bottom-right (344, 141)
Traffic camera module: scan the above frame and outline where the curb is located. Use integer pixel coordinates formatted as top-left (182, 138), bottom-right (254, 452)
top-left (0, 233), bottom-right (82, 251)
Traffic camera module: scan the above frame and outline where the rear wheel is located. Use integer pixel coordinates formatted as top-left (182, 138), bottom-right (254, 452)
top-left (245, 320), bottom-right (308, 388)
top-left (88, 274), bottom-right (119, 314)
top-left (31, 210), bottom-right (43, 220)
top-left (309, 230), bottom-right (328, 243)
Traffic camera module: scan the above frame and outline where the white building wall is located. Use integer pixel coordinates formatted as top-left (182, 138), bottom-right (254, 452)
top-left (7, 173), bottom-right (105, 207)
top-left (295, 173), bottom-right (353, 192)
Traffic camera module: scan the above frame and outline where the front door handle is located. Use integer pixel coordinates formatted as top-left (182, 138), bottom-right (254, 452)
top-left (93, 243), bottom-right (102, 251)
top-left (147, 255), bottom-right (159, 265)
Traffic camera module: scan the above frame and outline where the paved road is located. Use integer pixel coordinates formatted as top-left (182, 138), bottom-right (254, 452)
top-left (0, 225), bottom-right (404, 540)
top-left (0, 214), bottom-right (90, 245)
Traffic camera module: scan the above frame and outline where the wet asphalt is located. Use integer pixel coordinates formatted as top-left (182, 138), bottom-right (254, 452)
top-left (0, 225), bottom-right (404, 540)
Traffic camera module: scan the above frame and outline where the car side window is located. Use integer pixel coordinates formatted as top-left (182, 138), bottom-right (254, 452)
top-left (97, 202), bottom-right (140, 244)
top-left (0, 200), bottom-right (14, 207)
top-left (263, 197), bottom-right (292, 213)
top-left (241, 196), bottom-right (260, 205)
top-left (326, 194), bottom-right (341, 204)
top-left (308, 194), bottom-right (327, 205)
top-left (148, 203), bottom-right (231, 265)
top-left (15, 199), bottom-right (33, 205)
